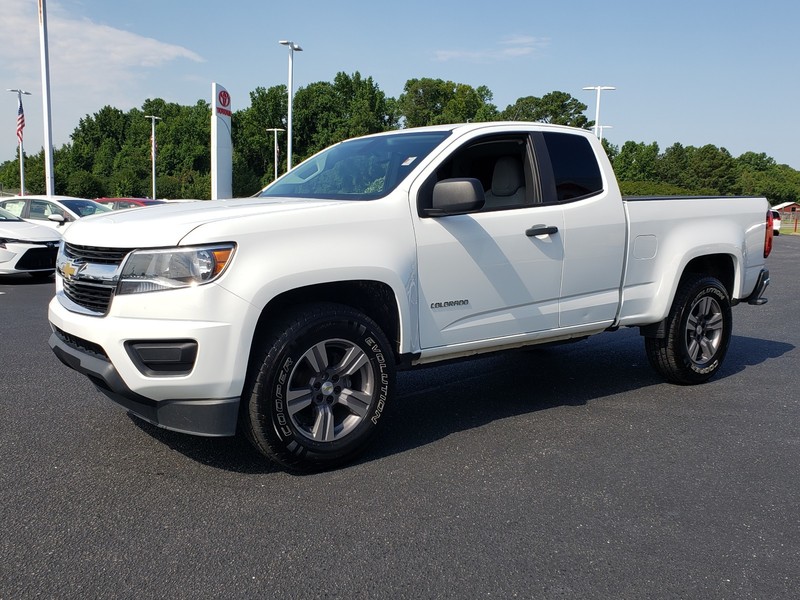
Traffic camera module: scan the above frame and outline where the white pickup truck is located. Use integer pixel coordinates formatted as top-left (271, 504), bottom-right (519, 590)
top-left (48, 122), bottom-right (772, 471)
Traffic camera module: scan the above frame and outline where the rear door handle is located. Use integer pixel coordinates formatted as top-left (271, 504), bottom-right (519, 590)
top-left (526, 225), bottom-right (559, 237)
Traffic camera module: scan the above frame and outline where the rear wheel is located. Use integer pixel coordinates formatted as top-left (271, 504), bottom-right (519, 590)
top-left (645, 275), bottom-right (732, 385)
top-left (242, 303), bottom-right (395, 472)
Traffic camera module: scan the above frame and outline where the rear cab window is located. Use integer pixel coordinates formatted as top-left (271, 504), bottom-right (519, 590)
top-left (538, 132), bottom-right (603, 203)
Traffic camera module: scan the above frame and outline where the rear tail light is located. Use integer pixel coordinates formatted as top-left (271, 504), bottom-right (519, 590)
top-left (764, 210), bottom-right (773, 258)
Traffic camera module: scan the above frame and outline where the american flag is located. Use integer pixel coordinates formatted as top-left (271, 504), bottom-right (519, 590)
top-left (15, 96), bottom-right (25, 144)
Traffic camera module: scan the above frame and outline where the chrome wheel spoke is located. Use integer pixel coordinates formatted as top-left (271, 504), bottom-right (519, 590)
top-left (286, 388), bottom-right (313, 416)
top-left (687, 338), bottom-right (701, 361)
top-left (699, 336), bottom-right (715, 360)
top-left (335, 345), bottom-right (369, 377)
top-left (311, 405), bottom-right (336, 442)
top-left (338, 389), bottom-right (372, 419)
top-left (302, 341), bottom-right (330, 373)
top-left (706, 312), bottom-right (723, 333)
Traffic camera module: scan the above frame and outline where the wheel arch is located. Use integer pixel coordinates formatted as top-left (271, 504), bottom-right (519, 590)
top-left (680, 253), bottom-right (735, 298)
top-left (640, 253), bottom-right (735, 339)
top-left (250, 280), bottom-right (403, 365)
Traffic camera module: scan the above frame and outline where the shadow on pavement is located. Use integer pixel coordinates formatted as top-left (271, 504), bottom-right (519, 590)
top-left (126, 330), bottom-right (794, 473)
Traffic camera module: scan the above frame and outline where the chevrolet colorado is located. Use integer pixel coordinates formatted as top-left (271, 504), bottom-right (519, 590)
top-left (48, 122), bottom-right (772, 471)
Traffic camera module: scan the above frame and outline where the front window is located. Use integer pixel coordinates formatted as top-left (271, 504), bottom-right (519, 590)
top-left (0, 207), bottom-right (23, 222)
top-left (29, 200), bottom-right (64, 220)
top-left (0, 200), bottom-right (26, 217)
top-left (260, 131), bottom-right (451, 201)
top-left (60, 199), bottom-right (112, 216)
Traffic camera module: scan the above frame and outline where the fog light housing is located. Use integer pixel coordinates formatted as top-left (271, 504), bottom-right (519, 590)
top-left (125, 340), bottom-right (198, 376)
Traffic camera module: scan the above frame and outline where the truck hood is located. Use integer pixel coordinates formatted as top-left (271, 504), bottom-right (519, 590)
top-left (62, 197), bottom-right (350, 247)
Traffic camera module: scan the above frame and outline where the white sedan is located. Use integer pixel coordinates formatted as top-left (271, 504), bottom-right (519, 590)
top-left (0, 207), bottom-right (62, 279)
top-left (0, 195), bottom-right (112, 232)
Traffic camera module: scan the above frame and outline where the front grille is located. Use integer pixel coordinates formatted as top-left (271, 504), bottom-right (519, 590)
top-left (63, 278), bottom-right (116, 313)
top-left (63, 243), bottom-right (132, 265)
top-left (17, 247), bottom-right (57, 270)
top-left (61, 244), bottom-right (132, 314)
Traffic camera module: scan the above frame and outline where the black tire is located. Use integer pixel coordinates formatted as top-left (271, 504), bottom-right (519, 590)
top-left (241, 303), bottom-right (395, 472)
top-left (645, 274), bottom-right (732, 385)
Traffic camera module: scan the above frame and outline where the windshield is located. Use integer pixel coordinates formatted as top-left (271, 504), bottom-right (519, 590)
top-left (0, 207), bottom-right (23, 222)
top-left (260, 131), bottom-right (451, 200)
top-left (61, 199), bottom-right (113, 216)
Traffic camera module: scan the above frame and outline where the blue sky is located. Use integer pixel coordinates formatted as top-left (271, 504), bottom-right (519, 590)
top-left (2, 0), bottom-right (798, 170)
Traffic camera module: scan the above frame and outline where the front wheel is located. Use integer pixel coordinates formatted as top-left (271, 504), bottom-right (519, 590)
top-left (645, 275), bottom-right (732, 385)
top-left (241, 303), bottom-right (395, 472)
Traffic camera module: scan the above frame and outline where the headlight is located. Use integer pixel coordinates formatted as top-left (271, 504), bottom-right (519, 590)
top-left (117, 244), bottom-right (235, 295)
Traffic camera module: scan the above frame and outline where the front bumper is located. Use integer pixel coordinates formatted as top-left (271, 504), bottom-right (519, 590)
top-left (49, 328), bottom-right (239, 436)
top-left (47, 281), bottom-right (259, 437)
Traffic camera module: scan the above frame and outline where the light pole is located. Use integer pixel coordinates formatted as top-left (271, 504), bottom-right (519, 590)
top-left (7, 89), bottom-right (31, 195)
top-left (279, 40), bottom-right (302, 172)
top-left (583, 85), bottom-right (615, 140)
top-left (596, 125), bottom-right (613, 144)
top-left (266, 127), bottom-right (285, 181)
top-left (144, 115), bottom-right (161, 199)
top-left (38, 0), bottom-right (55, 195)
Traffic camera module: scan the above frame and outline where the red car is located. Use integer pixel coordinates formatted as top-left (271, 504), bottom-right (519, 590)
top-left (95, 198), bottom-right (167, 210)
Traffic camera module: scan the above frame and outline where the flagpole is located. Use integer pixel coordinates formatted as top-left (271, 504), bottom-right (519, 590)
top-left (38, 0), bottom-right (55, 195)
top-left (6, 89), bottom-right (31, 196)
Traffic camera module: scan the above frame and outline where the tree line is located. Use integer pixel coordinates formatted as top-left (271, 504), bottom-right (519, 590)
top-left (1, 71), bottom-right (798, 205)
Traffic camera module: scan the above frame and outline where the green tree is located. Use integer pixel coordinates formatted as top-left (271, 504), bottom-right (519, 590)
top-left (396, 78), bottom-right (497, 127)
top-left (66, 170), bottom-right (106, 198)
top-left (613, 141), bottom-right (660, 182)
top-left (232, 85), bottom-right (287, 189)
top-left (293, 71), bottom-right (396, 160)
top-left (500, 91), bottom-right (590, 127)
top-left (656, 143), bottom-right (692, 189)
top-left (687, 145), bottom-right (736, 194)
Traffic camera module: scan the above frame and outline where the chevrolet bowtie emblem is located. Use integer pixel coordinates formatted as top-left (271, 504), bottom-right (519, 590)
top-left (61, 260), bottom-right (83, 280)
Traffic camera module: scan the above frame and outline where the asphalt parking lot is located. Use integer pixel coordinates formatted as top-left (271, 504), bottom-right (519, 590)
top-left (1, 236), bottom-right (798, 599)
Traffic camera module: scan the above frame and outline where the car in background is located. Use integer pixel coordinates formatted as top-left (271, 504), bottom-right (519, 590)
top-left (94, 197), bottom-right (167, 210)
top-left (0, 195), bottom-right (112, 232)
top-left (0, 206), bottom-right (61, 279)
top-left (771, 209), bottom-right (781, 235)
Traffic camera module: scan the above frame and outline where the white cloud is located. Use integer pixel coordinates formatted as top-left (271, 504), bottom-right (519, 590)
top-left (0, 0), bottom-right (204, 154)
top-left (435, 35), bottom-right (549, 63)
top-left (1, 1), bottom-right (203, 93)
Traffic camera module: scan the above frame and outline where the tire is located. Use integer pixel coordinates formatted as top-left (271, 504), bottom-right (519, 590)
top-left (241, 303), bottom-right (395, 472)
top-left (645, 274), bottom-right (732, 385)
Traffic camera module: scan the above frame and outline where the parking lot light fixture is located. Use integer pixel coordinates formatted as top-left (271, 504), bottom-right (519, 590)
top-left (266, 128), bottom-right (285, 181)
top-left (279, 40), bottom-right (302, 172)
top-left (583, 85), bottom-right (615, 139)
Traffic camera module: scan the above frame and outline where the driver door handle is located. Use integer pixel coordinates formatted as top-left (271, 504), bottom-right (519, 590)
top-left (526, 225), bottom-right (559, 237)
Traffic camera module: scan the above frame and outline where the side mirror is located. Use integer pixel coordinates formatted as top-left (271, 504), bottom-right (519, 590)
top-left (48, 213), bottom-right (66, 225)
top-left (426, 178), bottom-right (485, 217)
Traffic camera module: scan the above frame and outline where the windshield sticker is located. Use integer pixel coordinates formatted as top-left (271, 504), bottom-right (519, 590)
top-left (401, 156), bottom-right (417, 167)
